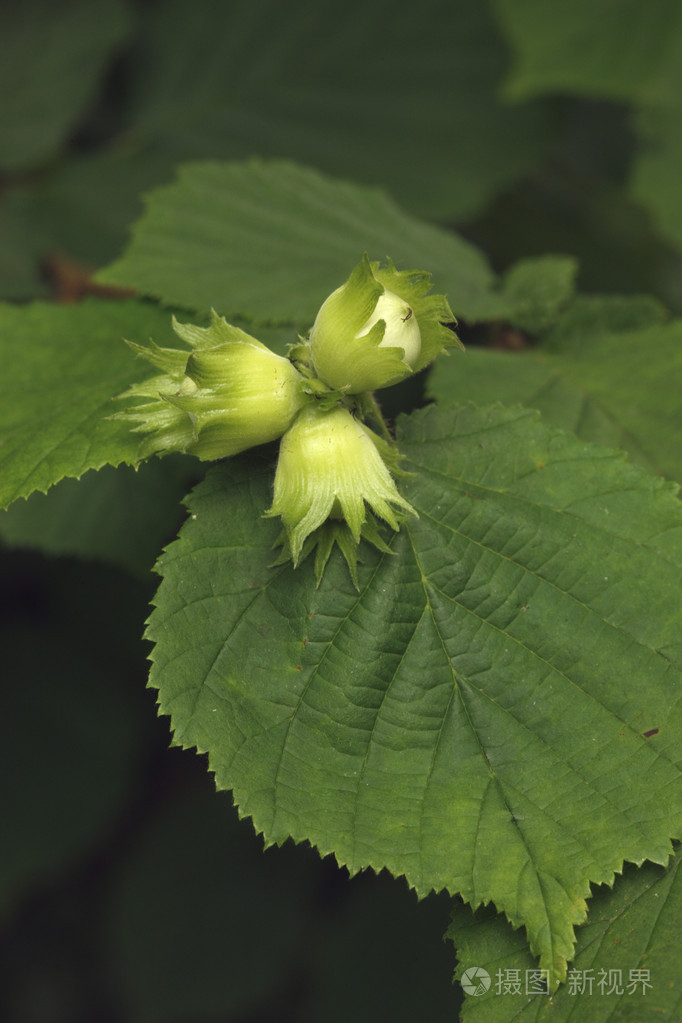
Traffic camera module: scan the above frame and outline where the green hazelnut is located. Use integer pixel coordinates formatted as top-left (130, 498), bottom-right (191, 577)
top-left (266, 404), bottom-right (415, 563)
top-left (308, 255), bottom-right (460, 394)
top-left (115, 312), bottom-right (306, 460)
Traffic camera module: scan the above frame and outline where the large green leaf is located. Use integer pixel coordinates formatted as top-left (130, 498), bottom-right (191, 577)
top-left (146, 403), bottom-right (682, 988)
top-left (427, 302), bottom-right (682, 484)
top-left (0, 0), bottom-right (131, 171)
top-left (449, 848), bottom-right (682, 1020)
top-left (98, 160), bottom-right (495, 324)
top-left (0, 300), bottom-right (181, 509)
top-left (0, 0), bottom-right (558, 300)
top-left (98, 159), bottom-right (580, 328)
top-left (492, 0), bottom-right (682, 103)
top-left (124, 0), bottom-right (553, 223)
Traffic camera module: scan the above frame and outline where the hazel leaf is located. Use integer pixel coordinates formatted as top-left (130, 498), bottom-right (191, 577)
top-left (146, 402), bottom-right (682, 990)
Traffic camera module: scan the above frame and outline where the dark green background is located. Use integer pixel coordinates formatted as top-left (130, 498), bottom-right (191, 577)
top-left (3, 0), bottom-right (682, 1019)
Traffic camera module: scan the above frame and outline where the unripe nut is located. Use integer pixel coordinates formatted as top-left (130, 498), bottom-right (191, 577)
top-left (266, 404), bottom-right (415, 562)
top-left (308, 255), bottom-right (459, 394)
top-left (115, 313), bottom-right (307, 461)
top-left (357, 290), bottom-right (421, 367)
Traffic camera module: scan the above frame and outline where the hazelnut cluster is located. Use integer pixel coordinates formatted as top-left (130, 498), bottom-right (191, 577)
top-left (116, 256), bottom-right (460, 585)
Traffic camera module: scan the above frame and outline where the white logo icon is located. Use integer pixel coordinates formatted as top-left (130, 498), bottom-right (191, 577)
top-left (461, 967), bottom-right (491, 996)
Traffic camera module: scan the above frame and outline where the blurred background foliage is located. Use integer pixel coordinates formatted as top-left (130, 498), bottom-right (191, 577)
top-left (2, 0), bottom-right (682, 1019)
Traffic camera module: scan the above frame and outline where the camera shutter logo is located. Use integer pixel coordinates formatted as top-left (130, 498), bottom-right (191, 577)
top-left (461, 967), bottom-right (491, 996)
